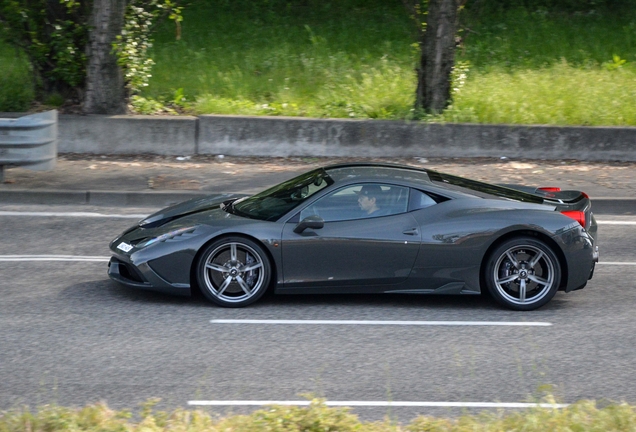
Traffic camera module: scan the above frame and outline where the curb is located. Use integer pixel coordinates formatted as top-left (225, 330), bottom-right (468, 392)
top-left (0, 189), bottom-right (634, 215)
top-left (0, 189), bottom-right (207, 207)
top-left (592, 198), bottom-right (636, 216)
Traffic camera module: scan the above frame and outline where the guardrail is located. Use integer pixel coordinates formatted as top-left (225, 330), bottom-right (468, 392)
top-left (0, 110), bottom-right (57, 181)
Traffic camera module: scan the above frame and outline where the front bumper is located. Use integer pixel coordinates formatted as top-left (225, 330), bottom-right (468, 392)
top-left (108, 256), bottom-right (191, 296)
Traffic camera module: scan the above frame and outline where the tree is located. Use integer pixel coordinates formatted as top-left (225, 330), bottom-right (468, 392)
top-left (0, 0), bottom-right (182, 114)
top-left (84, 0), bottom-right (128, 114)
top-left (416, 0), bottom-right (458, 113)
top-left (403, 0), bottom-right (460, 114)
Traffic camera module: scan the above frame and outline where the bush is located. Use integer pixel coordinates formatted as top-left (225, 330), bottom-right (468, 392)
top-left (0, 42), bottom-right (33, 112)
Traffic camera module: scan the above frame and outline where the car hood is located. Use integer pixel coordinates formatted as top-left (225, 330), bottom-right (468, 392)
top-left (139, 193), bottom-right (247, 228)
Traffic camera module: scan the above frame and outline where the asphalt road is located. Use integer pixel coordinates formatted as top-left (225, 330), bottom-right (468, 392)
top-left (1, 203), bottom-right (635, 422)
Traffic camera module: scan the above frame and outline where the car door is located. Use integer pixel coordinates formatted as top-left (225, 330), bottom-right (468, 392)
top-left (280, 183), bottom-right (421, 289)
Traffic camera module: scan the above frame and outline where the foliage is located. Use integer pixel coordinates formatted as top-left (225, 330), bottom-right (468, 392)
top-left (2, 397), bottom-right (636, 432)
top-left (0, 0), bottom-right (89, 98)
top-left (450, 61), bottom-right (470, 96)
top-left (0, 40), bottom-right (33, 111)
top-left (603, 55), bottom-right (628, 71)
top-left (466, 0), bottom-right (636, 14)
top-left (137, 0), bottom-right (636, 125)
top-left (0, 0), bottom-right (182, 110)
top-left (2, 0), bottom-right (636, 122)
top-left (113, 0), bottom-right (183, 98)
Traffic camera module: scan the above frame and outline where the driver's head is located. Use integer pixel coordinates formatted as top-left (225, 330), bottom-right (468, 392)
top-left (356, 185), bottom-right (382, 213)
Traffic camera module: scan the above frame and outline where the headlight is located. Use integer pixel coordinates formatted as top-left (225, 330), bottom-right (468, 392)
top-left (137, 226), bottom-right (198, 248)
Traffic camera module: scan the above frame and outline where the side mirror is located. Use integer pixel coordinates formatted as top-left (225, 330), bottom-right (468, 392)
top-left (293, 215), bottom-right (325, 234)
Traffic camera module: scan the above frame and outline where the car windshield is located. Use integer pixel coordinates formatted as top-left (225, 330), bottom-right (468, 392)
top-left (427, 170), bottom-right (544, 204)
top-left (228, 168), bottom-right (334, 221)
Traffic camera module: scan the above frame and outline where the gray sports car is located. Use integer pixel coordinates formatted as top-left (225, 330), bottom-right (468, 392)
top-left (108, 163), bottom-right (598, 311)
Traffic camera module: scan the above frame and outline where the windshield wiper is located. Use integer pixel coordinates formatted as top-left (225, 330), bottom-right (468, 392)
top-left (221, 198), bottom-right (238, 213)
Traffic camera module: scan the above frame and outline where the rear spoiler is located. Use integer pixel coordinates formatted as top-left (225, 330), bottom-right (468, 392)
top-left (497, 184), bottom-right (587, 205)
top-left (498, 184), bottom-right (592, 228)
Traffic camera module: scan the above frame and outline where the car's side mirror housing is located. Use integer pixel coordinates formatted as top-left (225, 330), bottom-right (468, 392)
top-left (293, 215), bottom-right (325, 234)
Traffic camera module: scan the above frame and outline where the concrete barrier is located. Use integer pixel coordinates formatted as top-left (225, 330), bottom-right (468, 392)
top-left (46, 114), bottom-right (636, 161)
top-left (198, 115), bottom-right (636, 160)
top-left (59, 114), bottom-right (197, 155)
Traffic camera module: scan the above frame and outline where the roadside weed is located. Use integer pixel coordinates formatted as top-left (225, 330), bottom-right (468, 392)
top-left (3, 397), bottom-right (636, 432)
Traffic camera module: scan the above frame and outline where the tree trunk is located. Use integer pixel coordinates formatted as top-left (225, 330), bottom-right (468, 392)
top-left (415, 0), bottom-right (458, 114)
top-left (84, 0), bottom-right (127, 114)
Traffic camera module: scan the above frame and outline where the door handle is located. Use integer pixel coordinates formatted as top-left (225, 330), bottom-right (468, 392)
top-left (402, 228), bottom-right (419, 236)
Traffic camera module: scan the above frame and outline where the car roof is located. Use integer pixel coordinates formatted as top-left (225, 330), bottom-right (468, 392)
top-left (322, 163), bottom-right (545, 204)
top-left (323, 163), bottom-right (433, 187)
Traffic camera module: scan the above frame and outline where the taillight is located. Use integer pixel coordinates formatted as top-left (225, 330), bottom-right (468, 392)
top-left (561, 210), bottom-right (586, 228)
top-left (538, 187), bottom-right (561, 192)
top-left (581, 192), bottom-right (589, 199)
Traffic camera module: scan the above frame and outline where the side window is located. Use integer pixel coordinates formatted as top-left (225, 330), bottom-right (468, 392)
top-left (409, 189), bottom-right (438, 211)
top-left (300, 184), bottom-right (409, 222)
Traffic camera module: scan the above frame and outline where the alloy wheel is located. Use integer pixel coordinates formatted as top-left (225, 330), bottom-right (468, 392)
top-left (200, 240), bottom-right (268, 305)
top-left (493, 244), bottom-right (556, 306)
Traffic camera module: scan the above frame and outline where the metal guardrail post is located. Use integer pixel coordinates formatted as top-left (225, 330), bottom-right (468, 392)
top-left (0, 110), bottom-right (58, 181)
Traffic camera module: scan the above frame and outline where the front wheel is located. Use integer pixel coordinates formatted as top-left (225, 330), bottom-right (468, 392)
top-left (485, 237), bottom-right (561, 311)
top-left (196, 237), bottom-right (271, 307)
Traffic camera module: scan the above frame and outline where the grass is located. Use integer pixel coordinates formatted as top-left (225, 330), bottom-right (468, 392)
top-left (145, 0), bottom-right (636, 125)
top-left (146, 0), bottom-right (416, 119)
top-left (2, 0), bottom-right (636, 126)
top-left (442, 61), bottom-right (636, 126)
top-left (2, 397), bottom-right (636, 432)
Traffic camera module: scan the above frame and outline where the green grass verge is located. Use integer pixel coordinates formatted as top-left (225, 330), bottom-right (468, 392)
top-left (146, 0), bottom-right (416, 119)
top-left (442, 62), bottom-right (636, 126)
top-left (2, 0), bottom-right (636, 126)
top-left (143, 1), bottom-right (636, 125)
top-left (2, 397), bottom-right (636, 432)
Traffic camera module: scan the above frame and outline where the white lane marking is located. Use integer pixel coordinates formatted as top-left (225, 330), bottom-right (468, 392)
top-left (596, 221), bottom-right (636, 225)
top-left (599, 262), bottom-right (636, 266)
top-left (187, 400), bottom-right (568, 409)
top-left (210, 319), bottom-right (552, 326)
top-left (0, 211), bottom-right (146, 219)
top-left (0, 255), bottom-right (109, 262)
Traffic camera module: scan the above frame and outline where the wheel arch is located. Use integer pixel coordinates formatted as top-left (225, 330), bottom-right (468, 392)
top-left (189, 232), bottom-right (278, 296)
top-left (479, 229), bottom-right (568, 293)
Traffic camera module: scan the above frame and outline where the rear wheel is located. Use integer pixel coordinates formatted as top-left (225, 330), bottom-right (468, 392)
top-left (485, 237), bottom-right (561, 311)
top-left (196, 237), bottom-right (271, 307)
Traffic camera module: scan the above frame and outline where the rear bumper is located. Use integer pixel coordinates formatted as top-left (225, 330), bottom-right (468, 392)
top-left (586, 246), bottom-right (599, 281)
top-left (562, 229), bottom-right (597, 293)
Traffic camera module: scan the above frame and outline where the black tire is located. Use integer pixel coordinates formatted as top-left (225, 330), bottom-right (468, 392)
top-left (485, 237), bottom-right (561, 311)
top-left (196, 237), bottom-right (271, 307)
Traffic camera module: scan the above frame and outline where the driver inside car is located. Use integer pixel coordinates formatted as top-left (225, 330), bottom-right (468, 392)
top-left (356, 185), bottom-right (391, 216)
